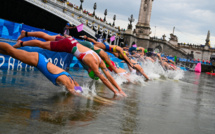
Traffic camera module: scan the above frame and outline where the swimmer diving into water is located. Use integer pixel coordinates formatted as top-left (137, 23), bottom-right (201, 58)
top-left (17, 30), bottom-right (119, 74)
top-left (80, 35), bottom-right (134, 67)
top-left (0, 42), bottom-right (81, 95)
top-left (14, 36), bottom-right (127, 96)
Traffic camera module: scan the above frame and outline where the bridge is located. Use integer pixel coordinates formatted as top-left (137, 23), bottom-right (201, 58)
top-left (0, 0), bottom-right (124, 45)
top-left (0, 0), bottom-right (213, 61)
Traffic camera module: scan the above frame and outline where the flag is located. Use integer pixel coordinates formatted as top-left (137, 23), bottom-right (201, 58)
top-left (194, 63), bottom-right (201, 73)
top-left (132, 44), bottom-right (137, 47)
top-left (77, 23), bottom-right (83, 32)
top-left (174, 56), bottom-right (177, 61)
top-left (110, 36), bottom-right (115, 42)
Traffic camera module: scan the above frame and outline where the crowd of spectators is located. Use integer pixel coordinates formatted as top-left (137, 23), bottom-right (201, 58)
top-left (178, 43), bottom-right (205, 49)
top-left (58, 0), bottom-right (67, 2)
top-left (63, 1), bottom-right (115, 26)
top-left (159, 53), bottom-right (212, 66)
top-left (179, 58), bottom-right (211, 65)
top-left (163, 55), bottom-right (212, 65)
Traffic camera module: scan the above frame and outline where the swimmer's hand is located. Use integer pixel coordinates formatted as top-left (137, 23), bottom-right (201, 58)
top-left (119, 90), bottom-right (127, 97)
top-left (114, 92), bottom-right (121, 96)
top-left (145, 78), bottom-right (151, 82)
top-left (79, 35), bottom-right (87, 39)
top-left (69, 89), bottom-right (81, 96)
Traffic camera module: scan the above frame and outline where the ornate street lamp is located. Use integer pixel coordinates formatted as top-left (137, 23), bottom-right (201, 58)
top-left (128, 14), bottom-right (135, 29)
top-left (113, 15), bottom-right (116, 26)
top-left (93, 3), bottom-right (97, 16)
top-left (104, 9), bottom-right (107, 22)
top-left (206, 30), bottom-right (210, 46)
top-left (80, 0), bottom-right (84, 10)
top-left (128, 14), bottom-right (135, 25)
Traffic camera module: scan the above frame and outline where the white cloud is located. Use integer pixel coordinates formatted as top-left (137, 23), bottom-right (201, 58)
top-left (190, 9), bottom-right (215, 22)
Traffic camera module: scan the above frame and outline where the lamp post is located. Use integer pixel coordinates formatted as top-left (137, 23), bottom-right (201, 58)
top-left (104, 9), bottom-right (107, 22)
top-left (93, 3), bottom-right (97, 16)
top-left (113, 15), bottom-right (116, 26)
top-left (173, 26), bottom-right (175, 34)
top-left (128, 14), bottom-right (135, 29)
top-left (80, 0), bottom-right (84, 10)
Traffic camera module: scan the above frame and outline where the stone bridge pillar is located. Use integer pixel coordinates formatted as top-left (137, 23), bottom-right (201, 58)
top-left (135, 0), bottom-right (154, 39)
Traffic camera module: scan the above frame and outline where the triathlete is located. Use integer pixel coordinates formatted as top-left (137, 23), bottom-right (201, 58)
top-left (0, 42), bottom-right (82, 95)
top-left (17, 30), bottom-right (119, 74)
top-left (14, 36), bottom-right (126, 96)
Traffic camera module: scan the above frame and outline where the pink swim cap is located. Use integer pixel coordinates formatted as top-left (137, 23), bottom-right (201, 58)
top-left (132, 44), bottom-right (137, 47)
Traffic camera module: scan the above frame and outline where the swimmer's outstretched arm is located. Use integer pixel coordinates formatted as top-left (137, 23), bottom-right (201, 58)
top-left (156, 53), bottom-right (164, 67)
top-left (95, 71), bottom-right (119, 95)
top-left (99, 62), bottom-right (127, 97)
top-left (134, 65), bottom-right (149, 80)
top-left (81, 35), bottom-right (97, 44)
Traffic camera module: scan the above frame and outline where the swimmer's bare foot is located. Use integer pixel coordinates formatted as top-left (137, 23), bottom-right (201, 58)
top-left (17, 30), bottom-right (26, 40)
top-left (13, 40), bottom-right (23, 48)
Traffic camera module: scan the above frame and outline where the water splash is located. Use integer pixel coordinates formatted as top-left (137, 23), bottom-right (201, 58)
top-left (81, 80), bottom-right (97, 96)
top-left (140, 59), bottom-right (184, 80)
top-left (111, 71), bottom-right (146, 85)
top-left (112, 72), bottom-right (129, 85)
top-left (141, 60), bottom-right (165, 80)
top-left (58, 80), bottom-right (97, 97)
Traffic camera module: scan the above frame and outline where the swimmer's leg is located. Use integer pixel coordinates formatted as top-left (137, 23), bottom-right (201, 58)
top-left (0, 42), bottom-right (38, 66)
top-left (163, 62), bottom-right (171, 70)
top-left (14, 40), bottom-right (51, 50)
top-left (156, 53), bottom-right (164, 67)
top-left (99, 50), bottom-right (119, 74)
top-left (18, 30), bottom-right (57, 41)
top-left (127, 64), bottom-right (134, 72)
top-left (115, 46), bottom-right (134, 67)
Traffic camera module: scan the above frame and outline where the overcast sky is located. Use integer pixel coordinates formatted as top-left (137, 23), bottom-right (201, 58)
top-left (69, 0), bottom-right (215, 47)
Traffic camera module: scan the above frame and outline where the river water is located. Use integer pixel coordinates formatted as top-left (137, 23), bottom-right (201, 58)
top-left (0, 68), bottom-right (215, 134)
